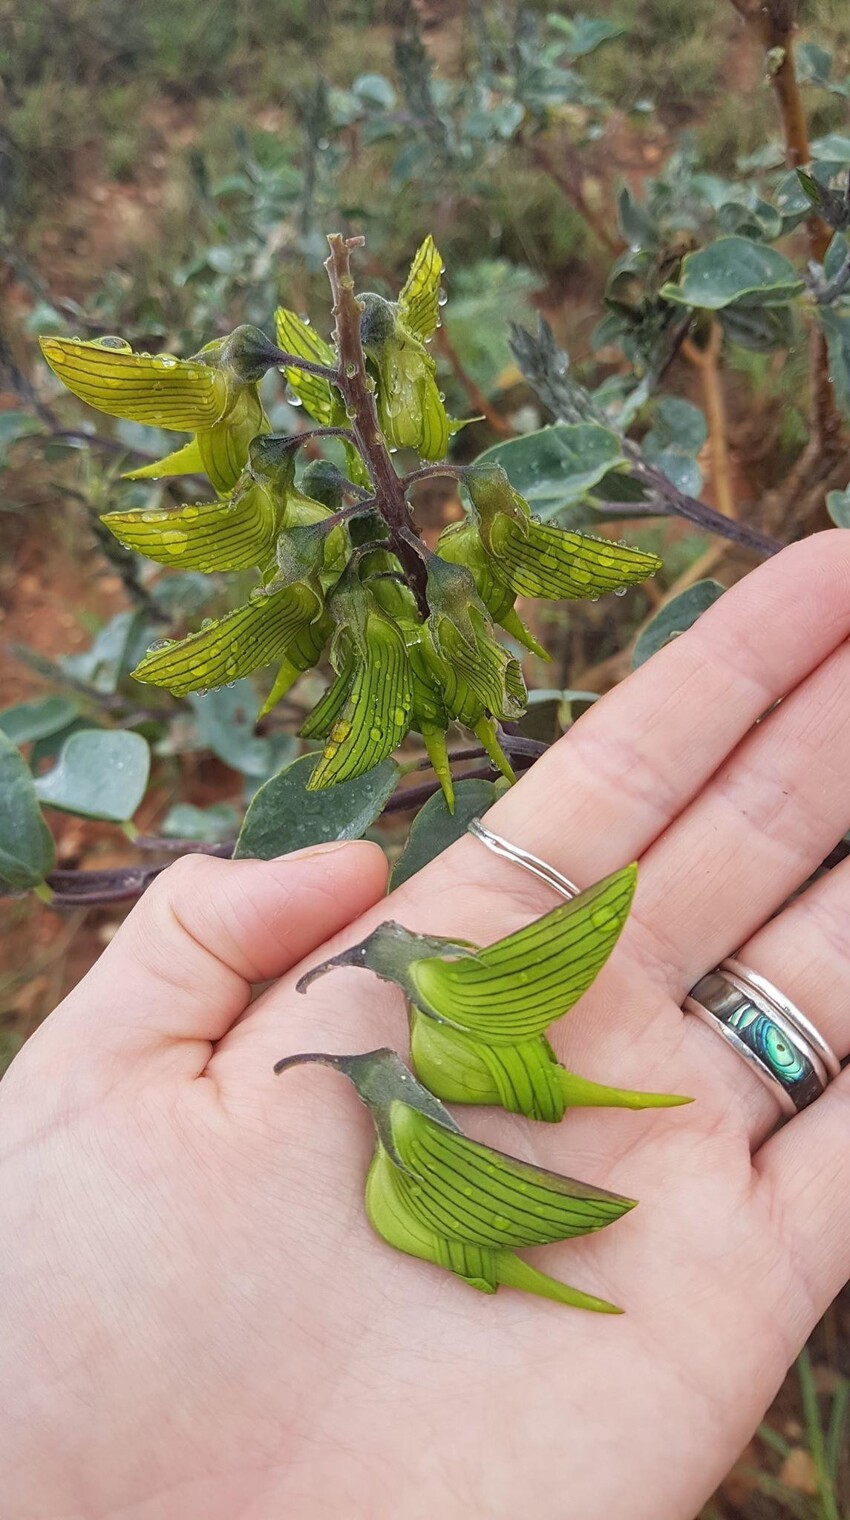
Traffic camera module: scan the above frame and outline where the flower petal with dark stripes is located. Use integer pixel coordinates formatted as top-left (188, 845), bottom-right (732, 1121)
top-left (274, 1047), bottom-right (636, 1312)
top-left (298, 868), bottom-right (690, 1121)
top-left (40, 325), bottom-right (281, 493)
top-left (464, 460), bottom-right (661, 601)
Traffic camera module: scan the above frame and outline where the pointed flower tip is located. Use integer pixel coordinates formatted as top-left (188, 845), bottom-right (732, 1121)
top-left (295, 957), bottom-right (345, 994)
top-left (273, 1050), bottom-right (338, 1076)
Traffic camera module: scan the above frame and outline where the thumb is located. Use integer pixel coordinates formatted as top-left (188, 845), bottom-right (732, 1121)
top-left (33, 842), bottom-right (388, 1075)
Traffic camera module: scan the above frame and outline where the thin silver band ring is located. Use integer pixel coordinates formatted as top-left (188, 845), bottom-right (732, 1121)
top-left (466, 818), bottom-right (580, 900)
top-left (466, 818), bottom-right (839, 1119)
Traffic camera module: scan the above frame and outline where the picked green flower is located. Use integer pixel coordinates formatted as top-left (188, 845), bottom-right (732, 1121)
top-left (275, 1046), bottom-right (635, 1312)
top-left (300, 866), bottom-right (690, 1122)
top-left (39, 324), bottom-right (281, 493)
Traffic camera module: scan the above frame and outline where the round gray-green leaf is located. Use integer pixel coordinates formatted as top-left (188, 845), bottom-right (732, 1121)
top-left (0, 695), bottom-right (81, 746)
top-left (660, 236), bottom-right (804, 310)
top-left (234, 754), bottom-right (400, 860)
top-left (390, 779), bottom-right (497, 889)
top-left (633, 580), bottom-right (725, 668)
top-left (0, 732), bottom-right (56, 890)
top-left (34, 729), bottom-right (151, 821)
top-left (477, 423), bottom-right (627, 518)
top-left (826, 486), bottom-right (850, 527)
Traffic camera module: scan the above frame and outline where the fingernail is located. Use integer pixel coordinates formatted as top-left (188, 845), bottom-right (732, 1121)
top-left (275, 840), bottom-right (355, 862)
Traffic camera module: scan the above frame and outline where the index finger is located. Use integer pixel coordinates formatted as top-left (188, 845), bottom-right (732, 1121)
top-left (212, 532), bottom-right (850, 1083)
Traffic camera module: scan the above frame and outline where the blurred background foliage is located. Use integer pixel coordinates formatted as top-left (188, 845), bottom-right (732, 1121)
top-left (2, 7), bottom-right (850, 1513)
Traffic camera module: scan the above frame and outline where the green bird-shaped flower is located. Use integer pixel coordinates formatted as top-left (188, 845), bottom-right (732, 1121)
top-left (277, 236), bottom-right (455, 463)
top-left (435, 516), bottom-right (550, 659)
top-left (275, 1045), bottom-right (636, 1312)
top-left (101, 433), bottom-right (308, 577)
top-left (299, 866), bottom-right (690, 1122)
top-left (463, 460), bottom-right (662, 601)
top-left (421, 552), bottom-right (525, 788)
top-left (39, 324), bottom-right (283, 493)
top-left (300, 564), bottom-right (414, 790)
top-left (132, 489), bottom-right (346, 702)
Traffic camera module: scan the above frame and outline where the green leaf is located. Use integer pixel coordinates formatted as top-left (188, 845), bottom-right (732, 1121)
top-left (826, 486), bottom-right (850, 527)
top-left (643, 396), bottom-right (707, 496)
top-left (478, 424), bottom-right (628, 519)
top-left (632, 580), bottom-right (725, 668)
top-left (0, 411), bottom-right (43, 463)
top-left (718, 302), bottom-right (796, 352)
top-left (0, 696), bottom-right (81, 746)
top-left (34, 729), bottom-right (150, 821)
top-left (660, 236), bottom-right (804, 310)
top-left (160, 802), bottom-right (240, 843)
top-left (818, 307), bottom-right (850, 415)
top-left (0, 732), bottom-right (55, 890)
top-left (391, 779), bottom-right (497, 889)
top-left (64, 610), bottom-right (151, 695)
top-left (234, 753), bottom-right (399, 859)
top-left (352, 72), bottom-right (397, 110)
top-left (189, 683), bottom-right (293, 779)
top-left (553, 14), bottom-right (626, 58)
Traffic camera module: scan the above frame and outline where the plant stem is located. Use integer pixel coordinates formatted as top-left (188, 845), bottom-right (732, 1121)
top-left (324, 233), bottom-right (430, 617)
top-left (526, 140), bottom-right (623, 257)
top-left (271, 348), bottom-right (340, 381)
top-left (683, 323), bottom-right (737, 520)
top-left (14, 749), bottom-right (543, 908)
top-left (798, 1346), bottom-right (842, 1520)
top-left (731, 0), bottom-right (845, 527)
top-left (434, 324), bottom-right (514, 437)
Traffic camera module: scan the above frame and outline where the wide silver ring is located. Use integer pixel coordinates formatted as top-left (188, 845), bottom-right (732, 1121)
top-left (684, 958), bottom-right (839, 1118)
top-left (466, 818), bottom-right (580, 900)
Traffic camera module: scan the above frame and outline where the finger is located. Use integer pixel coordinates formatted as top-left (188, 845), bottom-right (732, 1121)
top-left (752, 857), bottom-right (850, 1314)
top-left (30, 842), bottom-right (388, 1077)
top-left (211, 533), bottom-right (850, 1083)
top-left (673, 838), bottom-right (850, 1151)
top-left (628, 637), bottom-right (850, 999)
top-left (483, 532), bottom-right (850, 902)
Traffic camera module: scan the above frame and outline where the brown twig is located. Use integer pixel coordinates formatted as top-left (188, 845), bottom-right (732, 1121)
top-left (526, 140), bottom-right (623, 257)
top-left (730, 0), bottom-right (845, 532)
top-left (19, 743), bottom-right (545, 909)
top-left (683, 322), bottom-right (737, 520)
top-left (325, 233), bottom-right (430, 617)
top-left (433, 324), bottom-right (514, 437)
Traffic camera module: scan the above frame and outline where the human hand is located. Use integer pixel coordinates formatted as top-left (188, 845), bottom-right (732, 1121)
top-left (4, 533), bottom-right (850, 1520)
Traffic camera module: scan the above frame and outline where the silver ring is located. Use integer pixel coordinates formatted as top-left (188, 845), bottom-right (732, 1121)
top-left (467, 818), bottom-right (579, 900)
top-left (684, 959), bottom-right (839, 1117)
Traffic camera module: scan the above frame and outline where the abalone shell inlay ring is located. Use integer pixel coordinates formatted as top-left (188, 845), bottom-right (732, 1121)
top-left (684, 960), bottom-right (840, 1118)
top-left (467, 819), bottom-right (580, 901)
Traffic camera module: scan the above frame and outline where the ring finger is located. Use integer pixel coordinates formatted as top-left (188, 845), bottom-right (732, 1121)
top-left (682, 852), bottom-right (850, 1149)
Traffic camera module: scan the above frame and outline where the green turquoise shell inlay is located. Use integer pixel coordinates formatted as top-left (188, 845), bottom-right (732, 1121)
top-left (727, 1000), bottom-right (810, 1083)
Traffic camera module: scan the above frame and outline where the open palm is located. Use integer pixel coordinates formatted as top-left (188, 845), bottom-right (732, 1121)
top-left (4, 532), bottom-right (850, 1520)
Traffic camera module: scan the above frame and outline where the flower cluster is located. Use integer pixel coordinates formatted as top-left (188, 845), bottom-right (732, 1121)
top-left (280, 875), bottom-right (688, 1310)
top-left (40, 236), bottom-right (660, 802)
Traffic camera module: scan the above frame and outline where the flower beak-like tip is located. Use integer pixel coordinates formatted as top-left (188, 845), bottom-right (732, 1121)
top-left (273, 1050), bottom-right (342, 1076)
top-left (295, 922), bottom-right (416, 996)
top-left (295, 946), bottom-right (369, 994)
